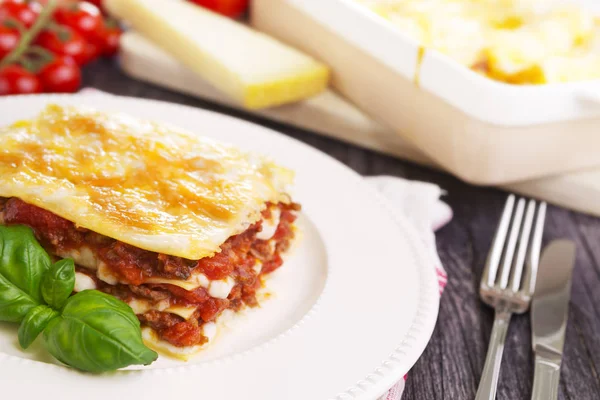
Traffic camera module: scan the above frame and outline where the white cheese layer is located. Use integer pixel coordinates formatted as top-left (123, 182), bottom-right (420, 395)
top-left (57, 247), bottom-right (98, 270)
top-left (208, 276), bottom-right (236, 299)
top-left (253, 260), bottom-right (263, 275)
top-left (127, 299), bottom-right (153, 315)
top-left (97, 262), bottom-right (119, 285)
top-left (256, 207), bottom-right (280, 240)
top-left (202, 322), bottom-right (217, 342)
top-left (74, 272), bottom-right (97, 292)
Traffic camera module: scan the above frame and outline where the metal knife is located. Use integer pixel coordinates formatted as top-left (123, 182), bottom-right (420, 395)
top-left (530, 239), bottom-right (576, 400)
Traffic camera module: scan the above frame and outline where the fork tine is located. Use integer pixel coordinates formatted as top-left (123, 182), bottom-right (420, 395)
top-left (475, 197), bottom-right (546, 400)
top-left (522, 201), bottom-right (547, 296)
top-left (509, 200), bottom-right (537, 292)
top-left (483, 195), bottom-right (515, 287)
top-left (498, 198), bottom-right (526, 289)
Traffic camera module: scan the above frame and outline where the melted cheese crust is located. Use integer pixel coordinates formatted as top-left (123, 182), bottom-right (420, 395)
top-left (0, 104), bottom-right (293, 259)
top-left (357, 0), bottom-right (600, 84)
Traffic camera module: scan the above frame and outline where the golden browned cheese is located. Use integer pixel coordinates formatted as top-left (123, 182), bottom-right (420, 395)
top-left (357, 0), bottom-right (600, 84)
top-left (0, 104), bottom-right (293, 259)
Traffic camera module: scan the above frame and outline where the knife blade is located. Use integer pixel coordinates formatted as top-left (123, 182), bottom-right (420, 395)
top-left (530, 239), bottom-right (576, 400)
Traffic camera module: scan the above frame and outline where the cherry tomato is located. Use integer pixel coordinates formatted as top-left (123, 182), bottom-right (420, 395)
top-left (0, 25), bottom-right (19, 59)
top-left (39, 56), bottom-right (81, 93)
top-left (188, 0), bottom-right (249, 18)
top-left (98, 25), bottom-right (120, 56)
top-left (54, 2), bottom-right (102, 38)
top-left (80, 40), bottom-right (101, 64)
top-left (36, 27), bottom-right (88, 65)
top-left (0, 64), bottom-right (42, 95)
top-left (0, 0), bottom-right (41, 28)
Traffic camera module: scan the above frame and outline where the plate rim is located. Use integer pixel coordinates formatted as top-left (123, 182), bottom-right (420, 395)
top-left (355, 185), bottom-right (440, 399)
top-left (0, 93), bottom-right (440, 400)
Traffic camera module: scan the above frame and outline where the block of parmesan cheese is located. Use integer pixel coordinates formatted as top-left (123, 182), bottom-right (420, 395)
top-left (104, 0), bottom-right (330, 109)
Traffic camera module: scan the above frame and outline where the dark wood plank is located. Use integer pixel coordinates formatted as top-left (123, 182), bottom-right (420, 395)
top-left (83, 61), bottom-right (600, 400)
top-left (403, 202), bottom-right (600, 400)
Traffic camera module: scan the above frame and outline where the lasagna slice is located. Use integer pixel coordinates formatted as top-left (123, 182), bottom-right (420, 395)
top-left (0, 105), bottom-right (300, 358)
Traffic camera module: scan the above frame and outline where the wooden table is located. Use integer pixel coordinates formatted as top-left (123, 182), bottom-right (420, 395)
top-left (85, 60), bottom-right (600, 400)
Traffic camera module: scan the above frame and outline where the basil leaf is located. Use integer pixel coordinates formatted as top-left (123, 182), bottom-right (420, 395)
top-left (43, 290), bottom-right (158, 372)
top-left (0, 225), bottom-right (51, 322)
top-left (18, 304), bottom-right (59, 349)
top-left (41, 258), bottom-right (75, 310)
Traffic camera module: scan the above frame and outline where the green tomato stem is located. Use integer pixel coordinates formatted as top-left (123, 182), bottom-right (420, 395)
top-left (19, 46), bottom-right (54, 74)
top-left (27, 45), bottom-right (55, 61)
top-left (0, 0), bottom-right (58, 69)
top-left (18, 55), bottom-right (35, 72)
top-left (3, 19), bottom-right (28, 36)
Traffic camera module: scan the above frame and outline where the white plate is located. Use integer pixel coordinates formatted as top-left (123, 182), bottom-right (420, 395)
top-left (0, 94), bottom-right (439, 400)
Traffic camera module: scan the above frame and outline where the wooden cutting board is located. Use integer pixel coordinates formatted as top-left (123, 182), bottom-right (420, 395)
top-left (119, 32), bottom-right (600, 217)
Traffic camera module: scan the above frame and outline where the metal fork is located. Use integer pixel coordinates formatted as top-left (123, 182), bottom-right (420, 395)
top-left (475, 195), bottom-right (547, 400)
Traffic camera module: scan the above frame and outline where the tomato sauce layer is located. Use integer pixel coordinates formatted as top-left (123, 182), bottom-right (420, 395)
top-left (1, 197), bottom-right (299, 347)
top-left (2, 197), bottom-right (298, 283)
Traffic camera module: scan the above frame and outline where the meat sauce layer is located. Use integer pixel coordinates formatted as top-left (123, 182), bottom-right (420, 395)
top-left (0, 197), bottom-right (299, 347)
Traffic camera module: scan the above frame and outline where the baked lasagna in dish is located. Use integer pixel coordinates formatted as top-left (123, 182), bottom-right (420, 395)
top-left (357, 0), bottom-right (600, 84)
top-left (0, 104), bottom-right (300, 358)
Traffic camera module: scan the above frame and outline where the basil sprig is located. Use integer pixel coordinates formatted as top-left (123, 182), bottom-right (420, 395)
top-left (0, 225), bottom-right (158, 372)
top-left (18, 305), bottom-right (59, 349)
top-left (41, 258), bottom-right (76, 310)
top-left (44, 291), bottom-right (158, 372)
top-left (0, 225), bottom-right (51, 322)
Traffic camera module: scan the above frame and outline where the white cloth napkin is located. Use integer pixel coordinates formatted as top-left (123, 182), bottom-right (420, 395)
top-left (366, 176), bottom-right (451, 400)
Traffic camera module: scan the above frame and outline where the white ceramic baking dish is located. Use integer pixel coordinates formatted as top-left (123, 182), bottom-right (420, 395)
top-left (252, 0), bottom-right (600, 184)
